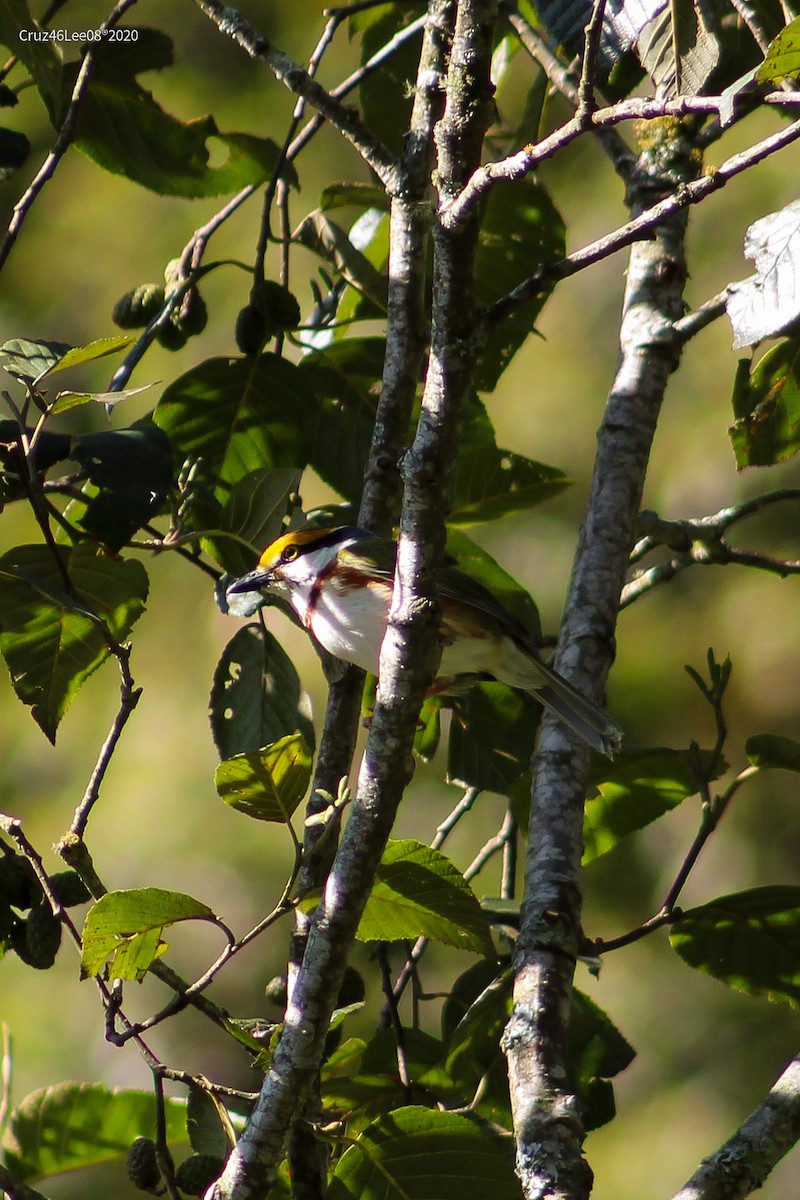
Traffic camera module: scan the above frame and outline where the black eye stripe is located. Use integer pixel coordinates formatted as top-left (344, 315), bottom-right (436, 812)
top-left (282, 526), bottom-right (366, 562)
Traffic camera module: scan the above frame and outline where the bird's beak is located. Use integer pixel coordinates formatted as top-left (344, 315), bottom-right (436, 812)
top-left (227, 566), bottom-right (272, 595)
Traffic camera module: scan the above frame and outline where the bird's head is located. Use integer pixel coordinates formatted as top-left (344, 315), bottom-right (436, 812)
top-left (226, 525), bottom-right (372, 604)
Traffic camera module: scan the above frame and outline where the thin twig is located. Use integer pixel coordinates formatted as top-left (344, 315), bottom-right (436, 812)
top-left (0, 0), bottom-right (139, 273)
top-left (481, 113), bottom-right (800, 329)
top-left (192, 0), bottom-right (398, 187)
top-left (576, 0), bottom-right (608, 122)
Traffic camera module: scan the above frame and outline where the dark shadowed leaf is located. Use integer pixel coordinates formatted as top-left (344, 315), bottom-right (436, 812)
top-left (358, 839), bottom-right (494, 955)
top-left (70, 425), bottom-right (173, 549)
top-left (1, 1083), bottom-right (187, 1182)
top-left (210, 624), bottom-right (314, 758)
top-left (327, 1105), bottom-right (522, 1200)
top-left (203, 467), bottom-right (300, 576)
top-left (447, 683), bottom-right (539, 795)
top-left (352, 3), bottom-right (425, 156)
top-left (450, 395), bottom-right (569, 524)
top-left (154, 356), bottom-right (311, 499)
top-left (0, 0), bottom-right (62, 108)
top-left (474, 180), bottom-right (565, 391)
top-left (729, 338), bottom-right (800, 468)
top-left (0, 544), bottom-right (148, 740)
top-left (745, 733), bottom-right (800, 772)
top-left (671, 887), bottom-right (800, 1007)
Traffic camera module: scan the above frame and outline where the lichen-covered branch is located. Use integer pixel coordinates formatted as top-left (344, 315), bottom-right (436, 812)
top-left (503, 118), bottom-right (702, 1200)
top-left (671, 1053), bottom-right (800, 1200)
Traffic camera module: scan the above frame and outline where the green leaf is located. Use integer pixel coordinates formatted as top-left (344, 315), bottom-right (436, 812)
top-left (671, 887), bottom-right (800, 1008)
top-left (63, 33), bottom-right (292, 197)
top-left (204, 467), bottom-right (301, 576)
top-left (186, 1086), bottom-right (229, 1158)
top-left (568, 991), bottom-right (635, 1131)
top-left (0, 337), bottom-right (72, 382)
top-left (583, 748), bottom-right (720, 864)
top-left (81, 888), bottom-right (215, 980)
top-left (0, 1), bottom-right (62, 109)
top-left (447, 682), bottom-right (539, 795)
top-left (450, 395), bottom-right (569, 525)
top-left (210, 625), bottom-right (315, 759)
top-left (298, 337), bottom-right (386, 503)
top-left (445, 967), bottom-right (512, 1086)
top-left (414, 695), bottom-right (442, 762)
top-left (320, 182), bottom-right (389, 212)
top-left (35, 335), bottom-right (135, 384)
top-left (353, 4), bottom-right (424, 157)
top-left (214, 734), bottom-right (312, 822)
top-left (756, 16), bottom-right (800, 83)
top-left (50, 382), bottom-right (152, 414)
top-left (295, 211), bottom-right (388, 310)
top-left (1, 1083), bottom-right (187, 1182)
top-left (358, 839), bottom-right (494, 956)
top-left (0, 544), bottom-right (148, 740)
top-left (445, 529), bottom-right (541, 637)
top-left (746, 732), bottom-right (800, 772)
top-left (327, 1105), bottom-right (522, 1200)
top-left (729, 339), bottom-right (800, 468)
top-left (474, 179), bottom-right (566, 391)
top-left (70, 425), bottom-right (173, 550)
top-left (154, 356), bottom-right (311, 500)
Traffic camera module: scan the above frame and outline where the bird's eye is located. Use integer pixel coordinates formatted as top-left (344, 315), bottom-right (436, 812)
top-left (282, 544), bottom-right (299, 562)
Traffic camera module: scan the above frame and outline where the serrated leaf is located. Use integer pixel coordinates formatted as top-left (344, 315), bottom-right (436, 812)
top-left (447, 683), bottom-right (539, 794)
top-left (583, 748), bottom-right (720, 863)
top-left (295, 211), bottom-right (387, 310)
top-left (0, 544), bottom-right (148, 740)
top-left (450, 395), bottom-right (569, 524)
top-left (0, 337), bottom-right (72, 382)
top-left (61, 33), bottom-right (293, 197)
top-left (0, 1083), bottom-right (187, 1182)
top-left (729, 338), bottom-right (800, 468)
top-left (210, 624), bottom-right (314, 759)
top-left (298, 337), bottom-right (386, 503)
top-left (358, 839), bottom-right (494, 956)
top-left (320, 182), bottom-right (389, 211)
top-left (0, 1), bottom-right (62, 108)
top-left (204, 467), bottom-right (301, 576)
top-left (187, 1086), bottom-right (229, 1158)
top-left (745, 733), bottom-right (800, 772)
top-left (81, 888), bottom-right (215, 980)
top-left (214, 734), bottom-right (312, 822)
top-left (727, 204), bottom-right (800, 350)
top-left (756, 15), bottom-right (800, 83)
top-left (327, 1105), bottom-right (522, 1200)
top-left (474, 180), bottom-right (565, 391)
top-left (154, 356), bottom-right (311, 500)
top-left (671, 887), bottom-right (800, 1007)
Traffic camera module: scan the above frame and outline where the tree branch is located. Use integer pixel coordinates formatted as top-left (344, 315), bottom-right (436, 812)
top-left (192, 0), bottom-right (399, 188)
top-left (671, 1053), bottom-right (800, 1200)
top-left (504, 117), bottom-right (702, 1200)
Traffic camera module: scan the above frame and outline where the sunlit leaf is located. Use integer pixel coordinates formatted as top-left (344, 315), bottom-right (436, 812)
top-left (214, 733), bottom-right (312, 822)
top-left (583, 748), bottom-right (722, 863)
top-left (358, 839), bottom-right (494, 956)
top-left (729, 338), bottom-right (800, 467)
top-left (756, 15), bottom-right (800, 83)
top-left (727, 204), bottom-right (800, 350)
top-left (671, 887), bottom-right (800, 1008)
top-left (1, 1083), bottom-right (187, 1182)
top-left (81, 888), bottom-right (215, 980)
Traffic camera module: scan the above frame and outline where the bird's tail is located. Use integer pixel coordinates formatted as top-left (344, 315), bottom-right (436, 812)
top-left (534, 661), bottom-right (622, 758)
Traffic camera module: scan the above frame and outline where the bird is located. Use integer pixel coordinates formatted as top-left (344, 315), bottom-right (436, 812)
top-left (227, 525), bottom-right (622, 757)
